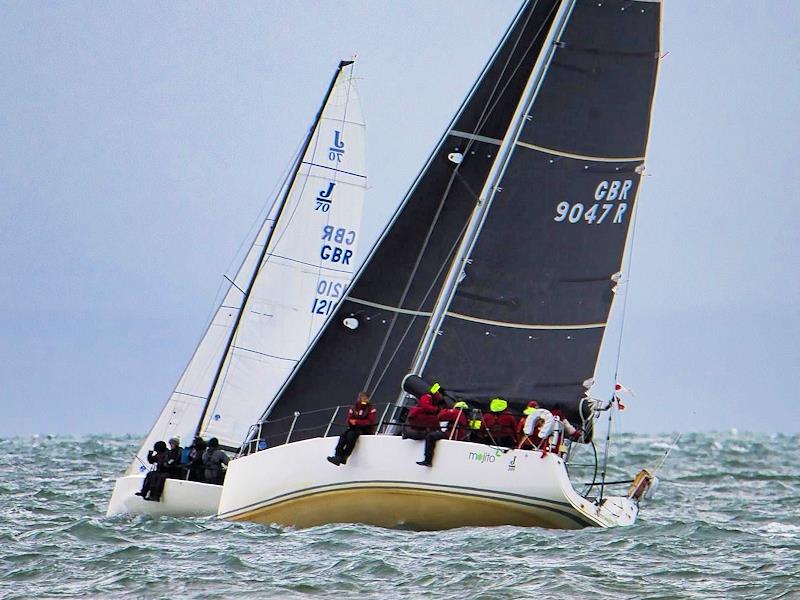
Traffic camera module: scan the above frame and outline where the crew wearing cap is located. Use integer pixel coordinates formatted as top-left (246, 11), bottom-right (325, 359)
top-left (517, 401), bottom-right (540, 449)
top-left (416, 400), bottom-right (469, 467)
top-left (165, 436), bottom-right (183, 477)
top-left (482, 397), bottom-right (518, 447)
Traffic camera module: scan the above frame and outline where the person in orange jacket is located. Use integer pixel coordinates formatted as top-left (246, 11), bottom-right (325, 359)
top-left (327, 392), bottom-right (377, 466)
top-left (416, 401), bottom-right (469, 467)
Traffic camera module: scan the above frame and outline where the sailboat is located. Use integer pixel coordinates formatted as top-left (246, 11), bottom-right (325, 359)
top-left (218, 0), bottom-right (661, 529)
top-left (107, 60), bottom-right (367, 517)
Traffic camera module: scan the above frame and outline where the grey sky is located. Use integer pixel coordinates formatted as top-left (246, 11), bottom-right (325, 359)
top-left (1, 1), bottom-right (798, 437)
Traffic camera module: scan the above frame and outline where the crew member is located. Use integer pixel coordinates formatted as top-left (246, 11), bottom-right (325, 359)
top-left (202, 437), bottom-right (230, 484)
top-left (327, 392), bottom-right (377, 466)
top-left (550, 403), bottom-right (583, 442)
top-left (517, 400), bottom-right (540, 449)
top-left (187, 436), bottom-right (207, 482)
top-left (136, 440), bottom-right (169, 501)
top-left (416, 401), bottom-right (469, 467)
top-left (482, 397), bottom-right (518, 447)
top-left (166, 437), bottom-right (183, 478)
top-left (403, 383), bottom-right (443, 440)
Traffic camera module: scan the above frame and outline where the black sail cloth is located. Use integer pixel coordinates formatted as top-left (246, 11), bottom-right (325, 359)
top-left (256, 0), bottom-right (660, 444)
top-left (424, 0), bottom-right (660, 423)
top-left (255, 0), bottom-right (562, 445)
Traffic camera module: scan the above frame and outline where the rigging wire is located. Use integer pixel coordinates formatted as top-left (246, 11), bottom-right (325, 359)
top-left (362, 0), bottom-right (556, 392)
top-left (208, 65), bottom-right (361, 430)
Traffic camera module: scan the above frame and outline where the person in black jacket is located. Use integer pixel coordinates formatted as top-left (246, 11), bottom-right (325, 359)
top-left (187, 436), bottom-right (207, 482)
top-left (202, 438), bottom-right (230, 485)
top-left (136, 441), bottom-right (169, 501)
top-left (165, 437), bottom-right (183, 478)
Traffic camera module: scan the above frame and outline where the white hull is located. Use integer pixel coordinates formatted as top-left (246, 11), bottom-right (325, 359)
top-left (217, 436), bottom-right (639, 530)
top-left (106, 475), bottom-right (222, 517)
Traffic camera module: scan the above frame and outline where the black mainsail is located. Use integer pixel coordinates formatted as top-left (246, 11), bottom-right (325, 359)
top-left (258, 0), bottom-right (660, 443)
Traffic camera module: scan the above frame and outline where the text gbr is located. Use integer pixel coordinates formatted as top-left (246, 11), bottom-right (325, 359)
top-left (554, 179), bottom-right (634, 225)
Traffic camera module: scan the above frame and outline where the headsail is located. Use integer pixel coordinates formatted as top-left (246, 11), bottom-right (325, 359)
top-left (424, 0), bottom-right (661, 420)
top-left (258, 0), bottom-right (660, 443)
top-left (258, 1), bottom-right (563, 441)
top-left (128, 61), bottom-right (366, 472)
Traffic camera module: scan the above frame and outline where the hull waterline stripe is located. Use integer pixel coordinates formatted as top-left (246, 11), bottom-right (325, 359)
top-left (347, 297), bottom-right (606, 330)
top-left (219, 480), bottom-right (597, 527)
top-left (515, 140), bottom-right (645, 163)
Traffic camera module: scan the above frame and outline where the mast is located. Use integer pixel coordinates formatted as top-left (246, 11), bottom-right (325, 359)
top-left (194, 60), bottom-right (355, 439)
top-left (407, 1), bottom-right (576, 381)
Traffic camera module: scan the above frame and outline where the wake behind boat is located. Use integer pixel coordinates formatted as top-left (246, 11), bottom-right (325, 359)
top-left (107, 60), bottom-right (367, 517)
top-left (220, 0), bottom-right (662, 530)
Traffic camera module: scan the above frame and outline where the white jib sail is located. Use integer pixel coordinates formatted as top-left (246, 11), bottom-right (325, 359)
top-left (127, 65), bottom-right (366, 472)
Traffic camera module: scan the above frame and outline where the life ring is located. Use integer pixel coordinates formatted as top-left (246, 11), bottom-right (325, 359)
top-left (523, 408), bottom-right (554, 439)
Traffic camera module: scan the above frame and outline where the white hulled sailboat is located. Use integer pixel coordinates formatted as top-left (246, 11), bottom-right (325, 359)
top-left (107, 60), bottom-right (367, 517)
top-left (219, 0), bottom-right (662, 529)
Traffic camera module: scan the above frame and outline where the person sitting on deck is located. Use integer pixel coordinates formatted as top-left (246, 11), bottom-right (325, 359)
top-left (416, 401), bottom-right (469, 467)
top-left (327, 392), bottom-right (377, 466)
top-left (482, 397), bottom-right (518, 448)
top-left (136, 440), bottom-right (170, 501)
top-left (187, 436), bottom-right (207, 482)
top-left (202, 437), bottom-right (230, 485)
top-left (165, 437), bottom-right (183, 478)
top-left (402, 383), bottom-right (443, 440)
top-left (517, 401), bottom-right (542, 450)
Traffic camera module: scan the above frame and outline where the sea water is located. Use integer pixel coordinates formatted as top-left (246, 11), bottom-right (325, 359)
top-left (0, 432), bottom-right (797, 599)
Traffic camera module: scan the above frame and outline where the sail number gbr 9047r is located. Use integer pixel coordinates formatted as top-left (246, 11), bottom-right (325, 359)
top-left (554, 179), bottom-right (633, 225)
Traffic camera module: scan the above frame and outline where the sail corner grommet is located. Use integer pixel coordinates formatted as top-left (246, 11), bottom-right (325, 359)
top-left (448, 152), bottom-right (464, 165)
top-left (343, 317), bottom-right (360, 330)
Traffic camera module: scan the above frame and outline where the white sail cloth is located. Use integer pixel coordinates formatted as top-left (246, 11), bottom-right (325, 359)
top-left (128, 66), bottom-right (366, 473)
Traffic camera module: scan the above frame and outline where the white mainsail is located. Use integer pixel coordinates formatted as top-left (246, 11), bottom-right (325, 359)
top-left (127, 63), bottom-right (366, 473)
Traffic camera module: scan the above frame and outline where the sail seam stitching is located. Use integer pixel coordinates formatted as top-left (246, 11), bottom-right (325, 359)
top-left (348, 297), bottom-right (606, 330)
top-left (300, 161), bottom-right (366, 179)
top-left (516, 140), bottom-right (645, 162)
top-left (449, 130), bottom-right (503, 145)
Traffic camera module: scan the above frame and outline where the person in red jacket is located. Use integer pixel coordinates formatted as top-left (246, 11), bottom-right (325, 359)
top-left (416, 401), bottom-right (469, 467)
top-left (327, 392), bottom-right (377, 466)
top-left (482, 397), bottom-right (518, 447)
top-left (403, 383), bottom-right (444, 440)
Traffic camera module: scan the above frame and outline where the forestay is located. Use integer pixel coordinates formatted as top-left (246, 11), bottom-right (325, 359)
top-left (128, 62), bottom-right (366, 472)
top-left (258, 0), bottom-right (660, 442)
top-left (424, 0), bottom-right (661, 421)
top-left (257, 1), bottom-right (563, 441)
